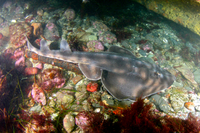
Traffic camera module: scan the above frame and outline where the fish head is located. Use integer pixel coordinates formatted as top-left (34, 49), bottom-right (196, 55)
top-left (101, 60), bottom-right (175, 101)
top-left (147, 64), bottom-right (175, 90)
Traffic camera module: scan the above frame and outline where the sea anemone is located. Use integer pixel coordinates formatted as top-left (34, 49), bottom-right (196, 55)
top-left (86, 82), bottom-right (98, 92)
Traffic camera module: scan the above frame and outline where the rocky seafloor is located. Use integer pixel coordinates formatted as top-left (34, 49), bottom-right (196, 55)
top-left (0, 0), bottom-right (200, 132)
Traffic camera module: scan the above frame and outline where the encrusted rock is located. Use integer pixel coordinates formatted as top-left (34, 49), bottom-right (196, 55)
top-left (175, 63), bottom-right (198, 87)
top-left (149, 94), bottom-right (171, 113)
top-left (63, 113), bottom-right (75, 133)
top-left (171, 100), bottom-right (184, 112)
top-left (184, 102), bottom-right (195, 111)
top-left (72, 75), bottom-right (83, 84)
top-left (56, 91), bottom-right (74, 106)
top-left (75, 91), bottom-right (89, 104)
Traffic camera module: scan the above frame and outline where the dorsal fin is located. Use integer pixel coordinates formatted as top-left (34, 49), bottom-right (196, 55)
top-left (108, 46), bottom-right (136, 58)
top-left (60, 39), bottom-right (72, 53)
top-left (40, 39), bottom-right (50, 51)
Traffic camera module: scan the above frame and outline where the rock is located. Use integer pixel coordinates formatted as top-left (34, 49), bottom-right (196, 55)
top-left (149, 94), bottom-right (171, 113)
top-left (29, 105), bottom-right (42, 113)
top-left (63, 113), bottom-right (75, 133)
top-left (184, 102), bottom-right (195, 111)
top-left (171, 100), bottom-right (184, 112)
top-left (195, 105), bottom-right (200, 112)
top-left (169, 87), bottom-right (189, 111)
top-left (56, 91), bottom-right (74, 106)
top-left (88, 92), bottom-right (101, 107)
top-left (82, 100), bottom-right (93, 111)
top-left (0, 17), bottom-right (4, 24)
top-left (87, 40), bottom-right (104, 52)
top-left (101, 93), bottom-right (114, 106)
top-left (194, 69), bottom-right (200, 84)
top-left (44, 21), bottom-right (60, 41)
top-left (75, 91), bottom-right (88, 104)
top-left (76, 84), bottom-right (87, 92)
top-left (175, 63), bottom-right (198, 87)
top-left (24, 67), bottom-right (38, 76)
top-left (72, 75), bottom-right (83, 84)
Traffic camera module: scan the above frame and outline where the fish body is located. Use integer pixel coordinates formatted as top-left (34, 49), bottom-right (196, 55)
top-left (27, 39), bottom-right (175, 100)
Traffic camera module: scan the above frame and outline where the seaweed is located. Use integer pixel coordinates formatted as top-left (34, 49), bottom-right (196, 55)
top-left (80, 98), bottom-right (200, 133)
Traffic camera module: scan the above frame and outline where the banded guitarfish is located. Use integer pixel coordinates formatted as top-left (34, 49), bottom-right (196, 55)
top-left (27, 38), bottom-right (175, 100)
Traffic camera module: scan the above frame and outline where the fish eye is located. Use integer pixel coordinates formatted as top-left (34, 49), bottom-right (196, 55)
top-left (152, 71), bottom-right (163, 78)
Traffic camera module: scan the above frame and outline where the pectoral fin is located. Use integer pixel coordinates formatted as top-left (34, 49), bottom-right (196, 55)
top-left (79, 64), bottom-right (102, 80)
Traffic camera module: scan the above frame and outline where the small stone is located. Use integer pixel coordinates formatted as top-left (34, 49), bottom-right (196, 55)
top-left (76, 84), bottom-right (87, 92)
top-left (24, 67), bottom-right (38, 76)
top-left (75, 92), bottom-right (88, 104)
top-left (194, 69), bottom-right (200, 84)
top-left (101, 94), bottom-right (114, 106)
top-left (176, 63), bottom-right (198, 87)
top-left (184, 102), bottom-right (195, 111)
top-left (72, 75), bottom-right (83, 84)
top-left (195, 105), bottom-right (200, 112)
top-left (37, 9), bottom-right (44, 16)
top-left (0, 17), bottom-right (4, 24)
top-left (63, 113), bottom-right (75, 133)
top-left (56, 91), bottom-right (74, 105)
top-left (88, 35), bottom-right (97, 41)
top-left (149, 94), bottom-right (171, 113)
top-left (29, 105), bottom-right (42, 113)
top-left (171, 100), bottom-right (184, 112)
top-left (82, 100), bottom-right (93, 111)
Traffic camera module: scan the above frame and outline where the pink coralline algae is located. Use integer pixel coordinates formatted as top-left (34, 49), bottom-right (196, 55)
top-left (9, 22), bottom-right (32, 48)
top-left (87, 40), bottom-right (104, 52)
top-left (12, 48), bottom-right (26, 71)
top-left (76, 112), bottom-right (95, 131)
top-left (142, 44), bottom-right (153, 52)
top-left (64, 8), bottom-right (76, 21)
top-left (98, 31), bottom-right (117, 44)
top-left (41, 68), bottom-right (66, 91)
top-left (24, 67), bottom-right (39, 76)
top-left (31, 83), bottom-right (46, 105)
top-left (75, 111), bottom-right (103, 132)
top-left (44, 21), bottom-right (60, 41)
top-left (93, 21), bottom-right (110, 32)
top-left (15, 56), bottom-right (25, 70)
top-left (0, 33), bottom-right (3, 40)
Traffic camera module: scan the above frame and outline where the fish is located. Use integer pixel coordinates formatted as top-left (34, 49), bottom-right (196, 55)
top-left (27, 38), bottom-right (175, 100)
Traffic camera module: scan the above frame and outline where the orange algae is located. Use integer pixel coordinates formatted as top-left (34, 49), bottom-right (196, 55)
top-left (30, 52), bottom-right (39, 60)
